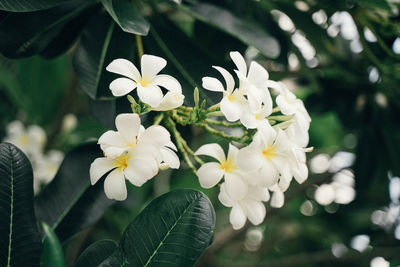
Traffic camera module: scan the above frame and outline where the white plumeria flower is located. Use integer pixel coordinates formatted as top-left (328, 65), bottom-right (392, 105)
top-left (90, 148), bottom-right (160, 201)
top-left (195, 143), bottom-right (248, 199)
top-left (269, 184), bottom-right (285, 208)
top-left (202, 66), bottom-right (246, 122)
top-left (237, 129), bottom-right (295, 187)
top-left (230, 51), bottom-right (274, 112)
top-left (106, 55), bottom-right (184, 108)
top-left (240, 102), bottom-right (273, 132)
top-left (4, 120), bottom-right (46, 156)
top-left (219, 183), bottom-right (269, 230)
top-left (34, 150), bottom-right (64, 194)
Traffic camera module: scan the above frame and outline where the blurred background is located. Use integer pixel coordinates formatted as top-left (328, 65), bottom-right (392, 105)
top-left (1, 0), bottom-right (400, 266)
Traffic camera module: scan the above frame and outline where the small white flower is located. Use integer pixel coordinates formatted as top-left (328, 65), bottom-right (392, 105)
top-left (219, 183), bottom-right (269, 230)
top-left (106, 55), bottom-right (184, 108)
top-left (195, 143), bottom-right (248, 199)
top-left (202, 66), bottom-right (246, 122)
top-left (34, 150), bottom-right (64, 194)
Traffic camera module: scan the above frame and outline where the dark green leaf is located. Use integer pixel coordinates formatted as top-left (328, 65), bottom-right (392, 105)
top-left (102, 0), bottom-right (149, 35)
top-left (74, 240), bottom-right (117, 267)
top-left (0, 0), bottom-right (95, 58)
top-left (73, 11), bottom-right (137, 99)
top-left (100, 189), bottom-right (215, 266)
top-left (183, 2), bottom-right (280, 58)
top-left (41, 222), bottom-right (67, 267)
top-left (35, 143), bottom-right (115, 243)
top-left (0, 142), bottom-right (41, 267)
top-left (354, 0), bottom-right (392, 11)
top-left (0, 0), bottom-right (71, 12)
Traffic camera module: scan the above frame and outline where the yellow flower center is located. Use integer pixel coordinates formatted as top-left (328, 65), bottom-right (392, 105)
top-left (128, 143), bottom-right (136, 148)
top-left (227, 94), bottom-right (236, 102)
top-left (219, 159), bottom-right (235, 173)
top-left (114, 153), bottom-right (131, 170)
top-left (262, 146), bottom-right (275, 161)
top-left (19, 135), bottom-right (29, 146)
top-left (138, 77), bottom-right (151, 87)
top-left (255, 113), bottom-right (262, 120)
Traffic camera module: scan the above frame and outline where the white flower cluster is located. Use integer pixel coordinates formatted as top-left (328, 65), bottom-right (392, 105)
top-left (90, 113), bottom-right (180, 201)
top-left (3, 120), bottom-right (64, 194)
top-left (195, 52), bottom-right (311, 229)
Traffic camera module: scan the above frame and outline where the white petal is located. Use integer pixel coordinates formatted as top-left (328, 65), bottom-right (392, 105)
top-left (196, 162), bottom-right (224, 188)
top-left (270, 190), bottom-right (285, 208)
top-left (257, 163), bottom-right (280, 187)
top-left (240, 109), bottom-right (257, 129)
top-left (220, 96), bottom-right (243, 122)
top-left (109, 78), bottom-right (137, 97)
top-left (227, 143), bottom-right (239, 164)
top-left (237, 146), bottom-right (263, 171)
top-left (137, 85), bottom-right (163, 107)
top-left (249, 185), bottom-right (270, 202)
top-left (124, 157), bottom-right (158, 187)
top-left (89, 157), bottom-right (116, 185)
top-left (104, 169), bottom-right (127, 201)
top-left (243, 199), bottom-right (266, 225)
top-left (139, 125), bottom-right (170, 147)
top-left (130, 143), bottom-right (162, 161)
top-left (230, 204), bottom-right (247, 230)
top-left (160, 147), bottom-right (180, 169)
top-left (202, 77), bottom-right (224, 92)
top-left (230, 51), bottom-right (247, 75)
top-left (194, 143), bottom-right (226, 162)
top-left (115, 113), bottom-right (141, 144)
top-left (98, 131), bottom-right (128, 158)
top-left (213, 66), bottom-right (235, 94)
top-left (247, 61), bottom-right (269, 87)
top-left (141, 54), bottom-right (167, 80)
top-left (153, 74), bottom-right (182, 93)
top-left (218, 183), bottom-right (234, 207)
top-left (106, 58), bottom-right (141, 81)
top-left (225, 172), bottom-right (248, 200)
top-left (152, 91), bottom-right (184, 111)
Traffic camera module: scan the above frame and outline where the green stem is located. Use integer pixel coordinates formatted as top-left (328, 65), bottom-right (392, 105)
top-left (200, 124), bottom-right (250, 143)
top-left (205, 119), bottom-right (244, 128)
top-left (153, 113), bottom-right (164, 125)
top-left (136, 35), bottom-right (144, 58)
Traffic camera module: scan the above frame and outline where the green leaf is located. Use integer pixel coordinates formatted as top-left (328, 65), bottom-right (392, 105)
top-left (0, 0), bottom-right (95, 58)
top-left (354, 0), bottom-right (392, 11)
top-left (74, 240), bottom-right (117, 267)
top-left (183, 2), bottom-right (280, 58)
top-left (102, 0), bottom-right (149, 35)
top-left (34, 143), bottom-right (115, 243)
top-left (100, 189), bottom-right (215, 266)
top-left (41, 222), bottom-right (67, 267)
top-left (73, 11), bottom-right (137, 99)
top-left (0, 142), bottom-right (41, 267)
top-left (0, 0), bottom-right (71, 12)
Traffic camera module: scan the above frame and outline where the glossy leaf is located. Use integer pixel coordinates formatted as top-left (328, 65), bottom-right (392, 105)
top-left (34, 143), bottom-right (115, 243)
top-left (41, 222), bottom-right (67, 267)
top-left (74, 240), bottom-right (117, 267)
top-left (99, 189), bottom-right (215, 266)
top-left (0, 0), bottom-right (95, 58)
top-left (102, 0), bottom-right (149, 35)
top-left (183, 2), bottom-right (280, 58)
top-left (73, 12), bottom-right (136, 99)
top-left (0, 0), bottom-right (71, 12)
top-left (0, 142), bottom-right (41, 267)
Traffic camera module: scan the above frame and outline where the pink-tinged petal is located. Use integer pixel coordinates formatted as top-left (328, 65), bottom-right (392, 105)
top-left (242, 199), bottom-right (266, 225)
top-left (90, 157), bottom-right (116, 185)
top-left (160, 147), bottom-right (180, 169)
top-left (230, 51), bottom-right (247, 75)
top-left (152, 91), bottom-right (184, 111)
top-left (124, 157), bottom-right (158, 187)
top-left (202, 77), bottom-right (225, 92)
top-left (137, 85), bottom-right (163, 107)
top-left (247, 61), bottom-right (269, 87)
top-left (195, 143), bottom-right (226, 162)
top-left (109, 78), bottom-right (137, 97)
top-left (104, 169), bottom-right (127, 201)
top-left (218, 183), bottom-right (234, 207)
top-left (106, 58), bottom-right (141, 81)
top-left (196, 162), bottom-right (224, 188)
top-left (220, 96), bottom-right (243, 122)
top-left (230, 204), bottom-right (247, 230)
top-left (270, 190), bottom-right (285, 208)
top-left (213, 66), bottom-right (235, 94)
top-left (153, 74), bottom-right (182, 93)
top-left (141, 54), bottom-right (167, 80)
top-left (115, 113), bottom-right (141, 144)
top-left (139, 125), bottom-right (170, 147)
top-left (237, 146), bottom-right (263, 171)
top-left (225, 172), bottom-right (248, 200)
